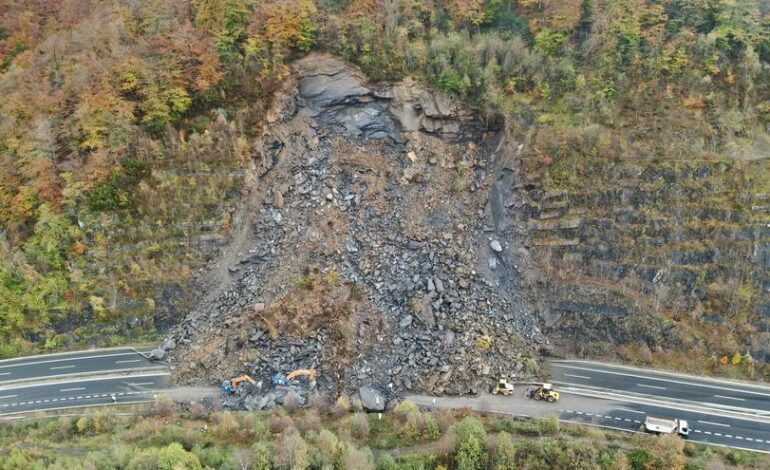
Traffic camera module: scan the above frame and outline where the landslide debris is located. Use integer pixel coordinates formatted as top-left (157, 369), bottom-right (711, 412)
top-left (165, 54), bottom-right (545, 402)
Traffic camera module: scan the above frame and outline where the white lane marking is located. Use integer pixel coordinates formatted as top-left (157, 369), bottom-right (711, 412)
top-left (621, 409), bottom-right (646, 414)
top-left (564, 373), bottom-right (591, 380)
top-left (0, 351), bottom-right (148, 369)
top-left (554, 364), bottom-right (770, 398)
top-left (585, 412), bottom-right (592, 416)
top-left (698, 420), bottom-right (730, 428)
top-left (129, 382), bottom-right (156, 386)
top-left (614, 417), bottom-right (622, 421)
top-left (693, 429), bottom-right (702, 433)
top-left (714, 433), bottom-right (722, 436)
top-left (637, 383), bottom-right (666, 390)
top-left (714, 395), bottom-right (746, 402)
top-left (704, 431), bottom-right (712, 435)
top-left (725, 434), bottom-right (733, 438)
top-left (746, 437), bottom-right (754, 441)
top-left (624, 418), bottom-right (631, 422)
top-left (634, 420), bottom-right (641, 424)
top-left (0, 373), bottom-right (11, 376)
top-left (576, 411), bottom-right (583, 414)
top-left (49, 365), bottom-right (76, 370)
top-left (115, 360), bottom-right (142, 364)
top-left (735, 436), bottom-right (743, 440)
top-left (59, 387), bottom-right (85, 392)
top-left (0, 394), bottom-right (18, 399)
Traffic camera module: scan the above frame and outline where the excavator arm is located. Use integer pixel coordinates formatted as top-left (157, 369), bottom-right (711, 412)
top-left (286, 369), bottom-right (317, 381)
top-left (231, 375), bottom-right (257, 387)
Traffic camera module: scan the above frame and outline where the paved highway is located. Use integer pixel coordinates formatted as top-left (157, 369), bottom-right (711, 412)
top-left (0, 373), bottom-right (169, 415)
top-left (408, 389), bottom-right (770, 453)
top-left (0, 347), bottom-right (161, 385)
top-left (551, 361), bottom-right (770, 415)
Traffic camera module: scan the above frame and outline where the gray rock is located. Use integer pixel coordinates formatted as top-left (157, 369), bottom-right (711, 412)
top-left (490, 240), bottom-right (503, 252)
top-left (148, 348), bottom-right (166, 361)
top-left (434, 277), bottom-right (445, 293)
top-left (161, 339), bottom-right (176, 351)
top-left (359, 386), bottom-right (386, 412)
top-left (399, 315), bottom-right (413, 328)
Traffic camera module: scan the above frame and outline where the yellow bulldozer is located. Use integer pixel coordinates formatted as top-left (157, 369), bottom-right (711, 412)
top-left (528, 383), bottom-right (559, 402)
top-left (491, 376), bottom-right (515, 396)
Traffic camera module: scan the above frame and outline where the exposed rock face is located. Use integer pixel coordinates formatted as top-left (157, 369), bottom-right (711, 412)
top-left (164, 54), bottom-right (542, 402)
top-left (293, 55), bottom-right (484, 142)
top-left (524, 158), bottom-right (770, 367)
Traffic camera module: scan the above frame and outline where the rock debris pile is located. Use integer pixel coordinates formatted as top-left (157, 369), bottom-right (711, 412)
top-left (163, 53), bottom-right (546, 407)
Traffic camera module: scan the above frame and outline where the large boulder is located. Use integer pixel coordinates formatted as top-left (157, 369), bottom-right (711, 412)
top-left (148, 348), bottom-right (166, 361)
top-left (358, 386), bottom-right (386, 412)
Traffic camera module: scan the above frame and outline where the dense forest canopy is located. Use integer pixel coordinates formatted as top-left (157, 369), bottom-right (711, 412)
top-left (1, 0), bottom-right (770, 355)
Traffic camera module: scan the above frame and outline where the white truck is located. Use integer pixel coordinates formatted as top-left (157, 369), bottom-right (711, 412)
top-left (642, 416), bottom-right (689, 438)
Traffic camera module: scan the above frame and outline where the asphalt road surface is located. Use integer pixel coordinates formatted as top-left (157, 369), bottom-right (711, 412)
top-left (551, 361), bottom-right (770, 415)
top-left (0, 348), bottom-right (160, 385)
top-left (0, 373), bottom-right (169, 415)
top-left (407, 389), bottom-right (770, 453)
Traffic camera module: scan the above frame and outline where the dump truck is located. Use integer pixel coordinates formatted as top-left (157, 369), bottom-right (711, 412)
top-left (642, 416), bottom-right (689, 438)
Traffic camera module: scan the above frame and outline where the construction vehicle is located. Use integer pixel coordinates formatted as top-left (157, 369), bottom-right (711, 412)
top-left (221, 375), bottom-right (257, 394)
top-left (642, 416), bottom-right (689, 438)
top-left (528, 383), bottom-right (560, 402)
top-left (492, 376), bottom-right (515, 396)
top-left (271, 369), bottom-right (317, 387)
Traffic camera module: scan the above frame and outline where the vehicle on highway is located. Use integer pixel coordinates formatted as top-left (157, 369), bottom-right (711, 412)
top-left (642, 416), bottom-right (689, 438)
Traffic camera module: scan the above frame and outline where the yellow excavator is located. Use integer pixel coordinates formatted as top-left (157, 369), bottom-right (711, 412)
top-left (272, 369), bottom-right (317, 386)
top-left (221, 375), bottom-right (257, 394)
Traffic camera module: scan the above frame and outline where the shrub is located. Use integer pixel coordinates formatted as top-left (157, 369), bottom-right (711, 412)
top-left (275, 428), bottom-right (311, 470)
top-left (251, 442), bottom-right (273, 470)
top-left (127, 442), bottom-right (202, 470)
top-left (450, 417), bottom-right (487, 470)
top-left (350, 412), bottom-right (371, 440)
top-left (315, 429), bottom-right (342, 464)
top-left (343, 445), bottom-right (375, 470)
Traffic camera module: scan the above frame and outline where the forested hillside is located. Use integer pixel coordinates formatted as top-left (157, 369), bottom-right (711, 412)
top-left (2, 0), bottom-right (770, 363)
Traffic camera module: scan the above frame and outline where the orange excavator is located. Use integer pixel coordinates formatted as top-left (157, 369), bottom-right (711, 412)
top-left (221, 374), bottom-right (257, 394)
top-left (272, 369), bottom-right (317, 386)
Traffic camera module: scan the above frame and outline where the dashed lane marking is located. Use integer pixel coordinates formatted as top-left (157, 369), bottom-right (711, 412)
top-left (49, 365), bottom-right (76, 370)
top-left (115, 360), bottom-right (143, 364)
top-left (703, 431), bottom-right (712, 435)
top-left (637, 383), bottom-right (666, 390)
top-left (726, 434), bottom-right (733, 438)
top-left (714, 433), bottom-right (722, 437)
top-left (563, 373), bottom-right (592, 380)
top-left (714, 394), bottom-right (746, 402)
top-left (698, 420), bottom-right (730, 428)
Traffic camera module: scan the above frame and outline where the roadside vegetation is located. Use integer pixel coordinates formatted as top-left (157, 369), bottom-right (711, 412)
top-left (0, 399), bottom-right (765, 469)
